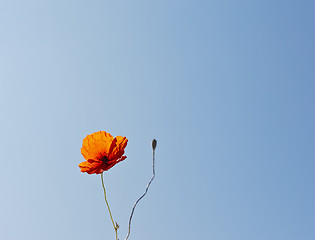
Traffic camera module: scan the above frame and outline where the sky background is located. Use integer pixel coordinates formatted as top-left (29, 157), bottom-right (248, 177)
top-left (0, 0), bottom-right (314, 239)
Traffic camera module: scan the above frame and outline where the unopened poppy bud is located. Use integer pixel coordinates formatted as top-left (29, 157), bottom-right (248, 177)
top-left (152, 139), bottom-right (157, 150)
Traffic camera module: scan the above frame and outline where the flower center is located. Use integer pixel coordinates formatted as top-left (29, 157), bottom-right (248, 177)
top-left (100, 155), bottom-right (109, 163)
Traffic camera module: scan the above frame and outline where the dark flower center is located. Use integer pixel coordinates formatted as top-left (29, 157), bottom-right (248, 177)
top-left (100, 155), bottom-right (109, 163)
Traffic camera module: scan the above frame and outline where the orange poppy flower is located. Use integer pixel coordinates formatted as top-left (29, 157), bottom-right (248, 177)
top-left (79, 131), bottom-right (128, 174)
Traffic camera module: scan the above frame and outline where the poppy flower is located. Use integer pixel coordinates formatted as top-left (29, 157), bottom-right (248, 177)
top-left (79, 131), bottom-right (128, 174)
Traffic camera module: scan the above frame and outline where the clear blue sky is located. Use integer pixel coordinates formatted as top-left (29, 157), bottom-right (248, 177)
top-left (1, 1), bottom-right (314, 239)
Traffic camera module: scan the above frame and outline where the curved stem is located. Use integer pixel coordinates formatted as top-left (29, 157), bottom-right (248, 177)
top-left (101, 172), bottom-right (118, 240)
top-left (125, 140), bottom-right (156, 240)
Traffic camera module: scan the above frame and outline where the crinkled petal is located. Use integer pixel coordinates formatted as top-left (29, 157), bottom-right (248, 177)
top-left (81, 131), bottom-right (114, 161)
top-left (106, 156), bottom-right (127, 170)
top-left (108, 136), bottom-right (128, 161)
top-left (79, 159), bottom-right (107, 174)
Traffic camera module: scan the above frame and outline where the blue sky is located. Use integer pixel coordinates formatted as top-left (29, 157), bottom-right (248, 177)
top-left (0, 1), bottom-right (314, 239)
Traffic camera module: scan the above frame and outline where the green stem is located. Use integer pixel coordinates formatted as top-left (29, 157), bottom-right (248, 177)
top-left (101, 172), bottom-right (118, 240)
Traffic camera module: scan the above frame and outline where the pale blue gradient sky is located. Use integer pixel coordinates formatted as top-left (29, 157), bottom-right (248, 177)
top-left (0, 1), bottom-right (314, 239)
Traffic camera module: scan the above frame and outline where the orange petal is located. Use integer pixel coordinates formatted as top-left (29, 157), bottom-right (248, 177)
top-left (106, 156), bottom-right (127, 170)
top-left (79, 159), bottom-right (106, 174)
top-left (81, 131), bottom-right (114, 161)
top-left (108, 136), bottom-right (128, 160)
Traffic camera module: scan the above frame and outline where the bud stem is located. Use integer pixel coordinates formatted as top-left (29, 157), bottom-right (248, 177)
top-left (125, 139), bottom-right (157, 240)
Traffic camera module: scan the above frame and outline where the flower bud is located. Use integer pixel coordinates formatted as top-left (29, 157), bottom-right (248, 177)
top-left (152, 139), bottom-right (157, 150)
